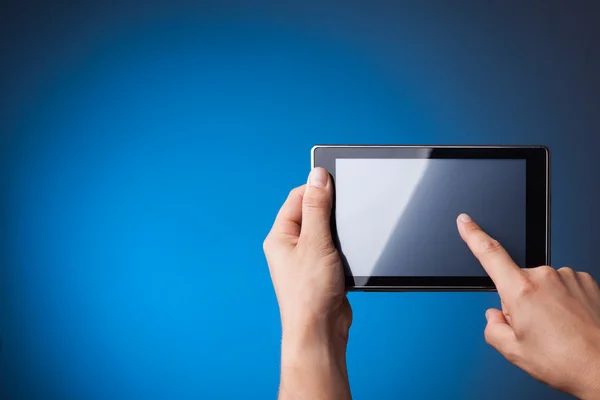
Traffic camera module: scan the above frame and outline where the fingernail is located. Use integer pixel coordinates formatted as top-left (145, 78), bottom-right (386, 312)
top-left (458, 213), bottom-right (472, 223)
top-left (308, 168), bottom-right (328, 188)
top-left (485, 309), bottom-right (490, 321)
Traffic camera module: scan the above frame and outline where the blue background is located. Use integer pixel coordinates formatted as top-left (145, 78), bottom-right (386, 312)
top-left (1, 1), bottom-right (599, 399)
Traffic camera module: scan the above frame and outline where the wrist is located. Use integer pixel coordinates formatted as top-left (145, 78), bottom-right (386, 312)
top-left (281, 318), bottom-right (347, 368)
top-left (281, 308), bottom-right (350, 344)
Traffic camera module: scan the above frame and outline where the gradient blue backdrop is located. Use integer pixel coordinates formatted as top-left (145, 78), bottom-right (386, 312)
top-left (1, 1), bottom-right (599, 399)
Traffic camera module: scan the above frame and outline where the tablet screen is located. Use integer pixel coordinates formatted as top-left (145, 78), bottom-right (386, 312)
top-left (335, 158), bottom-right (526, 277)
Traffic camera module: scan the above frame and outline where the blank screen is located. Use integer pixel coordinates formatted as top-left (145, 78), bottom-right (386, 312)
top-left (335, 158), bottom-right (526, 277)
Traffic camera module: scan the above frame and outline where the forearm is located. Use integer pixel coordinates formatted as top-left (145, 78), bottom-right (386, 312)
top-left (279, 323), bottom-right (351, 400)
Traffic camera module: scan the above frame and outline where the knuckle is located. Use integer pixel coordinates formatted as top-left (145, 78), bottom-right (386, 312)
top-left (514, 279), bottom-right (537, 299)
top-left (463, 221), bottom-right (481, 233)
top-left (262, 235), bottom-right (273, 254)
top-left (558, 266), bottom-right (575, 275)
top-left (502, 346), bottom-right (521, 364)
top-left (288, 186), bottom-right (303, 199)
top-left (477, 237), bottom-right (502, 255)
top-left (303, 191), bottom-right (330, 210)
top-left (483, 331), bottom-right (519, 364)
top-left (536, 265), bottom-right (558, 279)
top-left (483, 327), bottom-right (495, 346)
top-left (485, 329), bottom-right (521, 361)
top-left (578, 271), bottom-right (594, 282)
top-left (306, 235), bottom-right (336, 255)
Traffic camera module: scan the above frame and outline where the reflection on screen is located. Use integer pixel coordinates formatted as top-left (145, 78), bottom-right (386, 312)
top-left (335, 159), bottom-right (526, 277)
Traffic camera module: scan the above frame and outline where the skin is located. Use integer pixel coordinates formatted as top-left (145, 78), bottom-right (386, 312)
top-left (263, 167), bottom-right (351, 400)
top-left (263, 167), bottom-right (600, 400)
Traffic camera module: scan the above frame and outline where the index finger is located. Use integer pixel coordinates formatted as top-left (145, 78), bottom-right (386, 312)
top-left (457, 213), bottom-right (528, 298)
top-left (270, 185), bottom-right (306, 239)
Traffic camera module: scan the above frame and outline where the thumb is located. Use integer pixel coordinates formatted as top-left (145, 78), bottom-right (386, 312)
top-left (300, 168), bottom-right (334, 246)
top-left (484, 308), bottom-right (520, 362)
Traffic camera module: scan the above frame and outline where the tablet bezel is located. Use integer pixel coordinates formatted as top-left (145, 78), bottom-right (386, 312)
top-left (311, 145), bottom-right (550, 291)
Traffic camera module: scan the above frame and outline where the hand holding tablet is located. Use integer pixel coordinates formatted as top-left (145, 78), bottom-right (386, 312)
top-left (264, 159), bottom-right (600, 399)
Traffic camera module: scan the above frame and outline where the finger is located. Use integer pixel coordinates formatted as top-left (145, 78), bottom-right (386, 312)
top-left (558, 266), bottom-right (581, 294)
top-left (271, 185), bottom-right (306, 239)
top-left (300, 168), bottom-right (334, 245)
top-left (576, 271), bottom-right (600, 303)
top-left (484, 309), bottom-right (520, 362)
top-left (457, 214), bottom-right (527, 298)
top-left (578, 271), bottom-right (600, 292)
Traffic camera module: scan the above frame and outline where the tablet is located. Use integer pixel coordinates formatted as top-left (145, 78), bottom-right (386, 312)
top-left (312, 145), bottom-right (550, 291)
